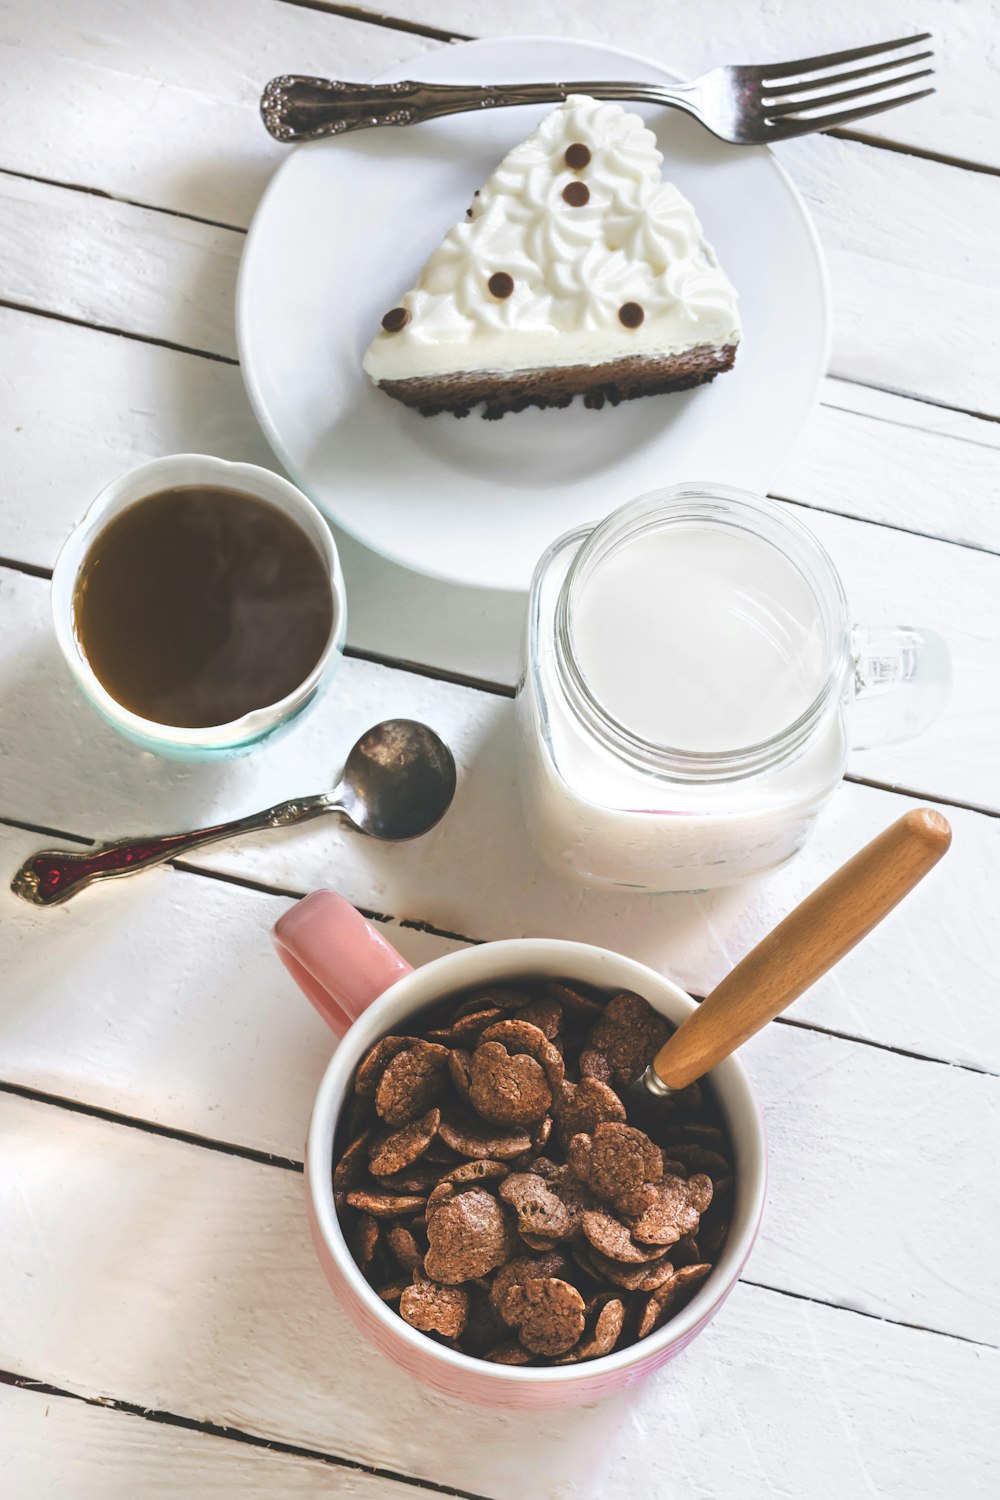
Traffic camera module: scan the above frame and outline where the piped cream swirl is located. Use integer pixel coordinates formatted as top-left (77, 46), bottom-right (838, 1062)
top-left (364, 95), bottom-right (740, 380)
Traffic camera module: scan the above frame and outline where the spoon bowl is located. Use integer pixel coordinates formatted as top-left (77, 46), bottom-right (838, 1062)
top-left (337, 719), bottom-right (457, 841)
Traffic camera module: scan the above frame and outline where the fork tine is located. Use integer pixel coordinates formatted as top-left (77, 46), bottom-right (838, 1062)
top-left (766, 87), bottom-right (935, 140)
top-left (759, 32), bottom-right (931, 84)
top-left (762, 51), bottom-right (933, 98)
top-left (765, 69), bottom-right (934, 119)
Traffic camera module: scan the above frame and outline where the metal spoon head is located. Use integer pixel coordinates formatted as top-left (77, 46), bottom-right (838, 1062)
top-left (336, 719), bottom-right (457, 841)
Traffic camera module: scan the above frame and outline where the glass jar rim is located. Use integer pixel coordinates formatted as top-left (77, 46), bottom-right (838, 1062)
top-left (554, 482), bottom-right (852, 783)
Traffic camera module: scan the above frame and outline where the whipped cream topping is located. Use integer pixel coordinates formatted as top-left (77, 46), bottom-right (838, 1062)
top-left (363, 95), bottom-right (740, 382)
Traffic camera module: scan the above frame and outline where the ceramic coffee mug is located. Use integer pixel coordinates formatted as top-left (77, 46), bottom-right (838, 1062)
top-left (274, 891), bottom-right (767, 1408)
top-left (51, 454), bottom-right (346, 757)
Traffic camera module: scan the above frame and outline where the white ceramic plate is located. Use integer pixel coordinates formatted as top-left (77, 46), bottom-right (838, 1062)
top-left (238, 36), bottom-right (830, 592)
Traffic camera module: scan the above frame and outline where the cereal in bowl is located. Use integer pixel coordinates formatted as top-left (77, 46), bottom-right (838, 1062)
top-left (333, 979), bottom-right (733, 1366)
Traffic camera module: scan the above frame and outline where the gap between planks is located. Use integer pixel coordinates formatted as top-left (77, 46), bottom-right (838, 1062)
top-left (1, 1080), bottom-right (995, 1355)
top-left (0, 296), bottom-right (238, 367)
top-left (275, 0), bottom-right (472, 44)
top-left (1, 833), bottom-right (993, 1077)
top-left (0, 1371), bottom-right (492, 1500)
top-left (772, 491), bottom-right (1000, 562)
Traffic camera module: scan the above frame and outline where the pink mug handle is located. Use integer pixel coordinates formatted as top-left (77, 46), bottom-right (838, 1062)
top-left (273, 890), bottom-right (413, 1037)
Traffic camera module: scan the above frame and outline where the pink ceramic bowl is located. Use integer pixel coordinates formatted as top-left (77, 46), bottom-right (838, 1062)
top-left (275, 891), bottom-right (767, 1408)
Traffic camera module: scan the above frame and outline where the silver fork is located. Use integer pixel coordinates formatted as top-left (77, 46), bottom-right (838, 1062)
top-left (261, 33), bottom-right (933, 145)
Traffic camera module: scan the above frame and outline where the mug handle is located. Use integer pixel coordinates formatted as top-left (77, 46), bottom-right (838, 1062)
top-left (850, 624), bottom-right (951, 749)
top-left (273, 890), bottom-right (413, 1037)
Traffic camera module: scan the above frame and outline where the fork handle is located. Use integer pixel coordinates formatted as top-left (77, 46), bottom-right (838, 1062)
top-left (260, 76), bottom-right (689, 142)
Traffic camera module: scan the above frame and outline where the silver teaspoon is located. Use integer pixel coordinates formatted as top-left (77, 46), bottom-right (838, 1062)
top-left (11, 719), bottom-right (457, 908)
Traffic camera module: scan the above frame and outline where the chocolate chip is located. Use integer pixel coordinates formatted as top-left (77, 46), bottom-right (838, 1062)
top-left (562, 181), bottom-right (590, 207)
top-left (564, 142), bottom-right (591, 170)
top-left (381, 307), bottom-right (409, 333)
top-left (488, 272), bottom-right (514, 300)
top-left (618, 302), bottom-right (645, 329)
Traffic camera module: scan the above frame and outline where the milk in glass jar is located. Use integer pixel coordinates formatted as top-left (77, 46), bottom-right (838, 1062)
top-left (516, 484), bottom-right (949, 891)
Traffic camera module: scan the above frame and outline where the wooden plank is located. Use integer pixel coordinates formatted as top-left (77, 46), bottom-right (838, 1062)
top-left (2, 0), bottom-right (995, 192)
top-left (0, 823), bottom-right (459, 1158)
top-left (804, 507), bottom-right (1000, 803)
top-left (0, 0), bottom-right (427, 226)
top-left (0, 305), bottom-right (525, 688)
top-left (778, 131), bottom-right (1000, 413)
top-left (774, 378), bottom-right (1000, 552)
top-left (0, 564), bottom-right (996, 1070)
top-left (2, 302), bottom-right (999, 569)
top-left (2, 46), bottom-right (1000, 415)
top-left (0, 1382), bottom-right (419, 1500)
top-left (2, 690), bottom-right (998, 1108)
top-left (2, 472), bottom-right (997, 819)
top-left (1, 309), bottom-right (997, 706)
top-left (349, 0), bottom-right (1000, 170)
top-left (2, 1093), bottom-right (996, 1500)
top-left (1, 897), bottom-right (996, 1340)
top-left (0, 171), bottom-right (243, 360)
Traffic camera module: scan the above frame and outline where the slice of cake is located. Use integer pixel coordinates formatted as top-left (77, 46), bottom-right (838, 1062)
top-left (362, 95), bottom-right (740, 419)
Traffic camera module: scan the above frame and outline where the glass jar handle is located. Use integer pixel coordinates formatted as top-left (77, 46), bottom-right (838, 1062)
top-left (849, 625), bottom-right (951, 750)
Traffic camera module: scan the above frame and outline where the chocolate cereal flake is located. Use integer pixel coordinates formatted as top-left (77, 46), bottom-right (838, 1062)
top-left (504, 1277), bottom-right (586, 1356)
top-left (355, 1036), bottom-right (418, 1097)
top-left (368, 1107), bottom-right (440, 1177)
top-left (375, 1041), bottom-right (449, 1126)
top-left (555, 1077), bottom-right (626, 1146)
top-left (345, 1189), bottom-right (426, 1219)
top-left (438, 1111), bottom-right (533, 1161)
top-left (400, 1280), bottom-right (469, 1338)
top-left (581, 1209), bottom-right (666, 1265)
top-left (554, 1296), bottom-right (625, 1364)
top-left (630, 1174), bottom-right (710, 1246)
top-left (499, 1172), bottom-right (578, 1243)
top-left (470, 1041), bottom-right (553, 1126)
top-left (586, 993), bottom-right (669, 1088)
top-left (491, 1251), bottom-right (569, 1322)
top-left (568, 1122), bottom-right (663, 1217)
top-left (424, 1187), bottom-right (515, 1283)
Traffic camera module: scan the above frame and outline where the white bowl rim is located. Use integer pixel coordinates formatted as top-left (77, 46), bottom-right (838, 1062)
top-left (50, 453), bottom-right (346, 748)
top-left (307, 937), bottom-right (768, 1385)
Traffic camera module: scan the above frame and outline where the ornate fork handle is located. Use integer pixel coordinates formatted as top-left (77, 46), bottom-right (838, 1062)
top-left (11, 793), bottom-right (336, 907)
top-left (260, 76), bottom-right (692, 143)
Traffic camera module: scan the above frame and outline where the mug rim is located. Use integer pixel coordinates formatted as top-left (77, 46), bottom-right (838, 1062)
top-left (50, 453), bottom-right (346, 750)
top-left (307, 937), bottom-right (767, 1385)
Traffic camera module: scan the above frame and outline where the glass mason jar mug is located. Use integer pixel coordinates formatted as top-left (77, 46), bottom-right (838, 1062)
top-left (516, 484), bottom-right (949, 892)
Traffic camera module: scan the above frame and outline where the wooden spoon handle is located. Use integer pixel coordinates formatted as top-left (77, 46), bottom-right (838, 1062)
top-left (651, 808), bottom-right (952, 1091)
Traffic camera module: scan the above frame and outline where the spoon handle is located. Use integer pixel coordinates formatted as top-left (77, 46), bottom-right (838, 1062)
top-left (10, 792), bottom-right (337, 907)
top-left (649, 808), bottom-right (952, 1092)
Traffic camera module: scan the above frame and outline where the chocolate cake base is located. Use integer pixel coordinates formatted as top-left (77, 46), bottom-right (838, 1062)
top-left (375, 343), bottom-right (738, 419)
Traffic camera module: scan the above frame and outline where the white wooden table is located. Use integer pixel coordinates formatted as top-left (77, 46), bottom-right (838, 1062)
top-left (1, 3), bottom-right (998, 1495)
